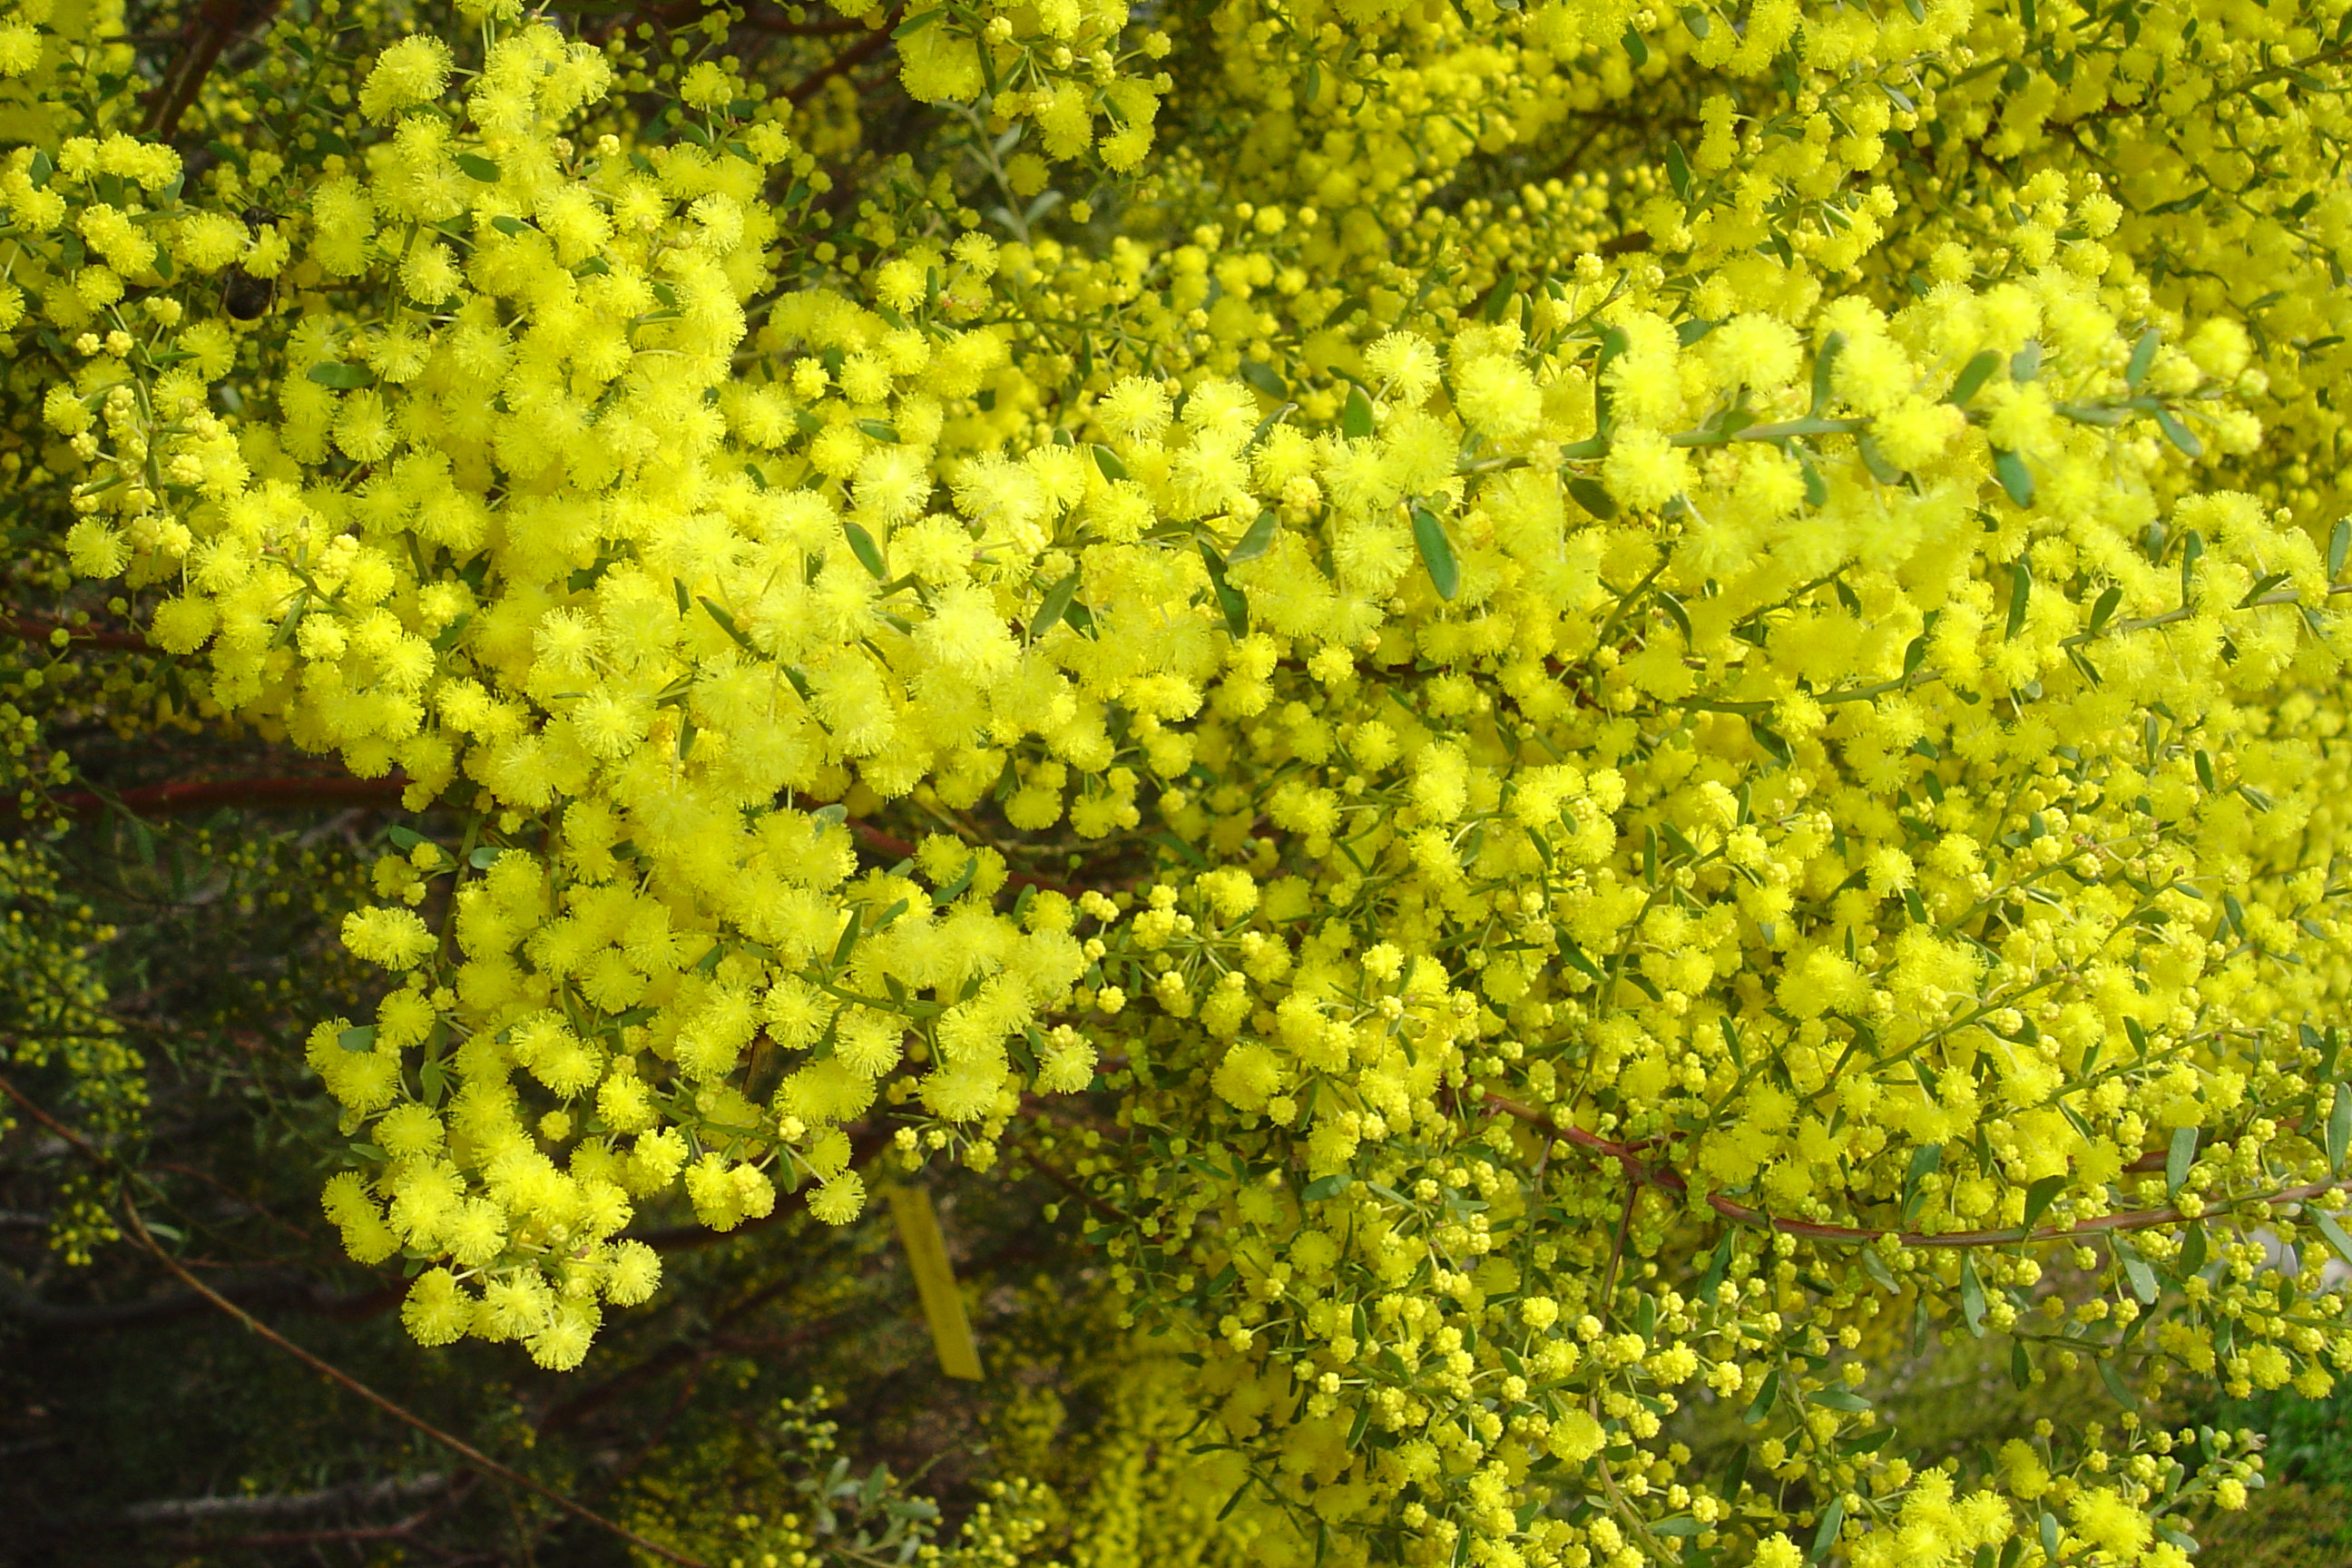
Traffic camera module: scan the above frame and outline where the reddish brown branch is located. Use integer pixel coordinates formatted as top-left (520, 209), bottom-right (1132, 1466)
top-left (144, 0), bottom-right (279, 138)
top-left (3, 1273), bottom-right (403, 1332)
top-left (786, 6), bottom-right (903, 104)
top-left (2, 616), bottom-right (150, 652)
top-left (44, 777), bottom-right (410, 818)
top-left (1484, 1093), bottom-right (2352, 1251)
top-left (554, 0), bottom-right (868, 32)
top-left (851, 820), bottom-right (919, 859)
top-left (158, 1513), bottom-right (444, 1551)
top-left (34, 777), bottom-right (1084, 900)
top-left (127, 1472), bottom-right (452, 1526)
top-left (0, 1071), bottom-right (103, 1157)
top-left (848, 818), bottom-right (1084, 897)
top-left (742, 14), bottom-right (876, 34)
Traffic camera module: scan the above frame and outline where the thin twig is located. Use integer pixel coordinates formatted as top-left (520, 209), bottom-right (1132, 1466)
top-left (150, 1157), bottom-right (323, 1248)
top-left (116, 1194), bottom-right (716, 1568)
top-left (1006, 1135), bottom-right (1124, 1223)
top-left (1597, 1185), bottom-right (1637, 1325)
top-left (7, 1066), bottom-right (704, 1568)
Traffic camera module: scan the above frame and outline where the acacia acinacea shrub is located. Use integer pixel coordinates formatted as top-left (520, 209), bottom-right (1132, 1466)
top-left (4, 0), bottom-right (2352, 1563)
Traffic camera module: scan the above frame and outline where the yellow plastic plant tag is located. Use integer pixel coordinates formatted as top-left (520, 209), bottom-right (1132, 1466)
top-left (885, 1183), bottom-right (983, 1382)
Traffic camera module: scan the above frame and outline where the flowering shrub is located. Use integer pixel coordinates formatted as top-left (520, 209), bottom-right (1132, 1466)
top-left (5, 0), bottom-right (2352, 1560)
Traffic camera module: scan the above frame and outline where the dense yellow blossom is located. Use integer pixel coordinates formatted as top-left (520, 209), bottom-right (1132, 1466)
top-left (5, 0), bottom-right (2352, 1561)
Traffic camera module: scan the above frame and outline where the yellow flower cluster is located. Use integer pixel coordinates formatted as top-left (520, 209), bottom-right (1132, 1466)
top-left (7, 0), bottom-right (2352, 1561)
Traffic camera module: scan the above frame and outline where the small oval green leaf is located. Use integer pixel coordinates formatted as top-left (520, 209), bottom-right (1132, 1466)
top-left (2312, 1205), bottom-right (2352, 1266)
top-left (2022, 1173), bottom-right (2066, 1230)
top-left (1809, 1496), bottom-right (1846, 1563)
top-left (1411, 507), bottom-right (1460, 602)
top-left (1480, 269), bottom-right (1518, 324)
top-left (2005, 559), bottom-right (2033, 639)
top-left (2166, 1125), bottom-right (2199, 1198)
top-left (1809, 331), bottom-right (1846, 415)
top-left (1029, 571), bottom-right (1080, 642)
top-left (1959, 1252), bottom-right (1987, 1336)
top-left (842, 520), bottom-right (886, 578)
top-left (1238, 360), bottom-right (1288, 400)
top-left (305, 361), bottom-right (373, 389)
top-left (1228, 508), bottom-right (1279, 564)
top-left (2087, 583), bottom-right (2122, 635)
top-left (1744, 1366), bottom-right (1779, 1426)
top-left (1993, 448), bottom-right (2034, 507)
top-left (1566, 476), bottom-right (1618, 520)
top-left (1947, 349), bottom-right (2004, 405)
